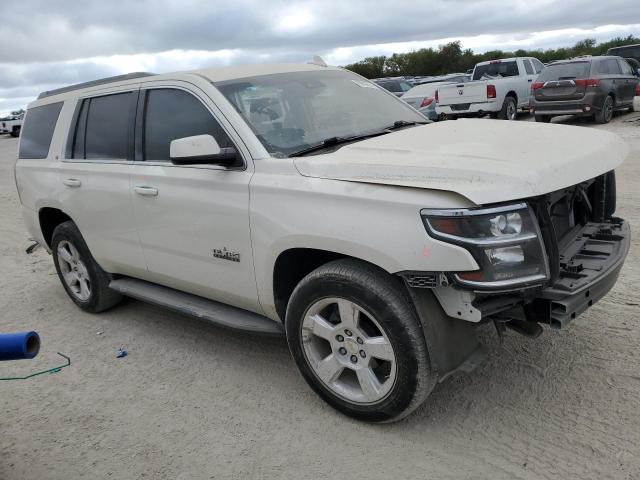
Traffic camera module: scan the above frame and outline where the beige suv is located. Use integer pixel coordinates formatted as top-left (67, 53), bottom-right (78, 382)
top-left (15, 63), bottom-right (630, 422)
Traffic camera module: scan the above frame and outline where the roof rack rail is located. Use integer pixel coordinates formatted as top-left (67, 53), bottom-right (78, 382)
top-left (37, 72), bottom-right (156, 99)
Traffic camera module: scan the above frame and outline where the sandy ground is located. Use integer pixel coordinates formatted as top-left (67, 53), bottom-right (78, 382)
top-left (1, 113), bottom-right (639, 480)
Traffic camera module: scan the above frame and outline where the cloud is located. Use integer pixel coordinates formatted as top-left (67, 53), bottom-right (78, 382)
top-left (1, 0), bottom-right (639, 114)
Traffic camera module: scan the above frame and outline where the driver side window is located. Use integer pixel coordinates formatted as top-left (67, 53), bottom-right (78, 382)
top-left (143, 88), bottom-right (233, 161)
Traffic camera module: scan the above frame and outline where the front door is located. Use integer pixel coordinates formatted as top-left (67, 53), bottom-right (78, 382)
top-left (129, 83), bottom-right (261, 314)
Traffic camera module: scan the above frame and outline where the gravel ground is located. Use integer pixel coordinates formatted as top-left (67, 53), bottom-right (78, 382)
top-left (1, 113), bottom-right (639, 480)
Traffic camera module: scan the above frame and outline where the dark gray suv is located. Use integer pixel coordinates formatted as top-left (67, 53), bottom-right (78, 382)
top-left (530, 56), bottom-right (639, 124)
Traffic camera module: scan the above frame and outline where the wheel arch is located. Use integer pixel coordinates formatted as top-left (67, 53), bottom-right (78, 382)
top-left (271, 248), bottom-right (400, 323)
top-left (38, 207), bottom-right (74, 248)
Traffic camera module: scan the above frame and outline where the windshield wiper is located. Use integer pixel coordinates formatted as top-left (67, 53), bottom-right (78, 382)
top-left (384, 120), bottom-right (428, 130)
top-left (288, 121), bottom-right (428, 157)
top-left (289, 131), bottom-right (389, 157)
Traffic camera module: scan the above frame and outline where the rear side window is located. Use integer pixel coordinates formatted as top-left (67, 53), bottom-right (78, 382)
top-left (86, 93), bottom-right (132, 159)
top-left (143, 88), bottom-right (233, 161)
top-left (531, 58), bottom-right (545, 74)
top-left (596, 59), bottom-right (622, 75)
top-left (71, 92), bottom-right (134, 160)
top-left (18, 102), bottom-right (63, 159)
top-left (523, 59), bottom-right (534, 75)
top-left (537, 62), bottom-right (590, 82)
top-left (619, 59), bottom-right (634, 75)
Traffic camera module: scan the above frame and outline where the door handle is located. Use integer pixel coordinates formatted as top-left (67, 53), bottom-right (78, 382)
top-left (528, 79), bottom-right (533, 82)
top-left (133, 186), bottom-right (159, 197)
top-left (63, 178), bottom-right (82, 188)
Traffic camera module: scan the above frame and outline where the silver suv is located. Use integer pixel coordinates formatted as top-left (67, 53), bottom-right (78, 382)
top-left (15, 63), bottom-right (630, 422)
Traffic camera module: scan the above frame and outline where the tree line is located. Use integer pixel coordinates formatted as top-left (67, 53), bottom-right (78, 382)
top-left (343, 35), bottom-right (640, 78)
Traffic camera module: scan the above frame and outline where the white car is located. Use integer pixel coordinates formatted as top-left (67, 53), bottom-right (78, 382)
top-left (435, 57), bottom-right (544, 120)
top-left (402, 75), bottom-right (470, 121)
top-left (15, 63), bottom-right (630, 422)
top-left (0, 116), bottom-right (22, 136)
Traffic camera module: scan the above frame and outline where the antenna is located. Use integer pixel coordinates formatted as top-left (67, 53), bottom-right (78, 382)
top-left (308, 55), bottom-right (328, 67)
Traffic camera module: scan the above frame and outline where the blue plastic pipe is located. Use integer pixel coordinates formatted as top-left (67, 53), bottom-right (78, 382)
top-left (0, 332), bottom-right (40, 361)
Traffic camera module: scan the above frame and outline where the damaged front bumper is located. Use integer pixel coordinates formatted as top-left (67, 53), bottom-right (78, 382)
top-left (527, 218), bottom-right (630, 328)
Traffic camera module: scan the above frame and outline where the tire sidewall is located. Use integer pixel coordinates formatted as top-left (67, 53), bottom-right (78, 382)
top-left (51, 221), bottom-right (109, 312)
top-left (286, 265), bottom-right (431, 422)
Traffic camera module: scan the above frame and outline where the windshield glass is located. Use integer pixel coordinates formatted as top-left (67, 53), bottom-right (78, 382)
top-left (472, 61), bottom-right (519, 80)
top-left (537, 62), bottom-right (590, 81)
top-left (214, 70), bottom-right (424, 157)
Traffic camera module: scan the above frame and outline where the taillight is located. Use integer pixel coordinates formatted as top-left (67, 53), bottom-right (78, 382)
top-left (635, 83), bottom-right (640, 96)
top-left (420, 97), bottom-right (434, 108)
top-left (487, 84), bottom-right (496, 99)
top-left (574, 78), bottom-right (600, 87)
top-left (435, 89), bottom-right (439, 103)
top-left (531, 82), bottom-right (544, 91)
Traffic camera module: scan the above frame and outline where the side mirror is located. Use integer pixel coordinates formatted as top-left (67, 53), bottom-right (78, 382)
top-left (169, 134), bottom-right (237, 165)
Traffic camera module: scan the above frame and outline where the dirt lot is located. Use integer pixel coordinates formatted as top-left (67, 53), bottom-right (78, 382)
top-left (1, 113), bottom-right (639, 480)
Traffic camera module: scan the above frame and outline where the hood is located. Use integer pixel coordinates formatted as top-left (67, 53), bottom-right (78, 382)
top-left (294, 120), bottom-right (628, 205)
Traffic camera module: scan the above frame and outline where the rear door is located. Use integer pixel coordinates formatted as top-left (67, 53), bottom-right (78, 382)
top-left (520, 59), bottom-right (537, 104)
top-left (129, 82), bottom-right (261, 313)
top-left (595, 58), bottom-right (624, 106)
top-left (617, 58), bottom-right (637, 104)
top-left (59, 87), bottom-right (147, 276)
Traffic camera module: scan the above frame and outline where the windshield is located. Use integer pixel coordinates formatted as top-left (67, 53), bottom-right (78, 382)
top-left (537, 62), bottom-right (590, 81)
top-left (472, 61), bottom-right (519, 80)
top-left (214, 70), bottom-right (424, 157)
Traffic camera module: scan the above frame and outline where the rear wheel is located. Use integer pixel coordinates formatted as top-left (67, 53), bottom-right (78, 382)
top-left (535, 115), bottom-right (551, 123)
top-left (498, 96), bottom-right (518, 120)
top-left (286, 259), bottom-right (435, 422)
top-left (595, 95), bottom-right (614, 124)
top-left (10, 126), bottom-right (20, 137)
top-left (51, 221), bottom-right (122, 313)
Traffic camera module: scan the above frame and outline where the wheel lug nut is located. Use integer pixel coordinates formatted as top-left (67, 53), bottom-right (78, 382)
top-left (336, 334), bottom-right (344, 342)
top-left (359, 350), bottom-right (366, 358)
top-left (339, 347), bottom-right (347, 355)
top-left (356, 337), bottom-right (363, 344)
top-left (344, 329), bottom-right (352, 337)
top-left (350, 355), bottom-right (358, 363)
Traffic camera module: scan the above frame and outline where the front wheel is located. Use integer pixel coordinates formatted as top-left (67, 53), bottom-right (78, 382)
top-left (52, 221), bottom-right (122, 313)
top-left (285, 259), bottom-right (435, 422)
top-left (10, 126), bottom-right (20, 137)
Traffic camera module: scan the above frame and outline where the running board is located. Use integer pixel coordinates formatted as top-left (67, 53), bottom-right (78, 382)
top-left (109, 278), bottom-right (284, 336)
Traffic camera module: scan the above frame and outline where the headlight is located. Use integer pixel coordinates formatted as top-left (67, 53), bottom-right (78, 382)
top-left (422, 203), bottom-right (549, 289)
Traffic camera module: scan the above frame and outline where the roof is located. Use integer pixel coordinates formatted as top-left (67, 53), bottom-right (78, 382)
top-left (190, 62), bottom-right (337, 83)
top-left (32, 62), bottom-right (339, 105)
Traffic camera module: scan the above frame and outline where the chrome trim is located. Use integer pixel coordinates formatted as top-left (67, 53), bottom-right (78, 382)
top-left (421, 202), bottom-right (528, 217)
top-left (453, 273), bottom-right (548, 290)
top-left (423, 220), bottom-right (538, 247)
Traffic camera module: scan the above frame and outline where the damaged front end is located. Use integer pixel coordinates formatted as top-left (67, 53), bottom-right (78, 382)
top-left (403, 171), bottom-right (630, 381)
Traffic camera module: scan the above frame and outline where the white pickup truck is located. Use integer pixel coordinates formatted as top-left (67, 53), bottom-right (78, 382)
top-left (0, 116), bottom-right (22, 137)
top-left (435, 57), bottom-right (544, 120)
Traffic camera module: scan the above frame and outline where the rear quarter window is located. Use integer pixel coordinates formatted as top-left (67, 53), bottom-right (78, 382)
top-left (18, 102), bottom-right (63, 159)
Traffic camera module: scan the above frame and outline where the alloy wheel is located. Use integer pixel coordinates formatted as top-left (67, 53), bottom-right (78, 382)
top-left (57, 240), bottom-right (91, 301)
top-left (301, 297), bottom-right (397, 404)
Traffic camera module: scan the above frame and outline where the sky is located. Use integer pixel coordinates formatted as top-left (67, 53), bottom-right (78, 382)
top-left (1, 0), bottom-right (639, 116)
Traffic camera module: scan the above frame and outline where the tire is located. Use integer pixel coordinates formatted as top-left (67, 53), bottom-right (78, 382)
top-left (10, 126), bottom-right (20, 137)
top-left (285, 259), bottom-right (435, 422)
top-left (498, 96), bottom-right (517, 120)
top-left (595, 95), bottom-right (614, 124)
top-left (51, 221), bottom-right (122, 313)
top-left (535, 115), bottom-right (551, 123)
